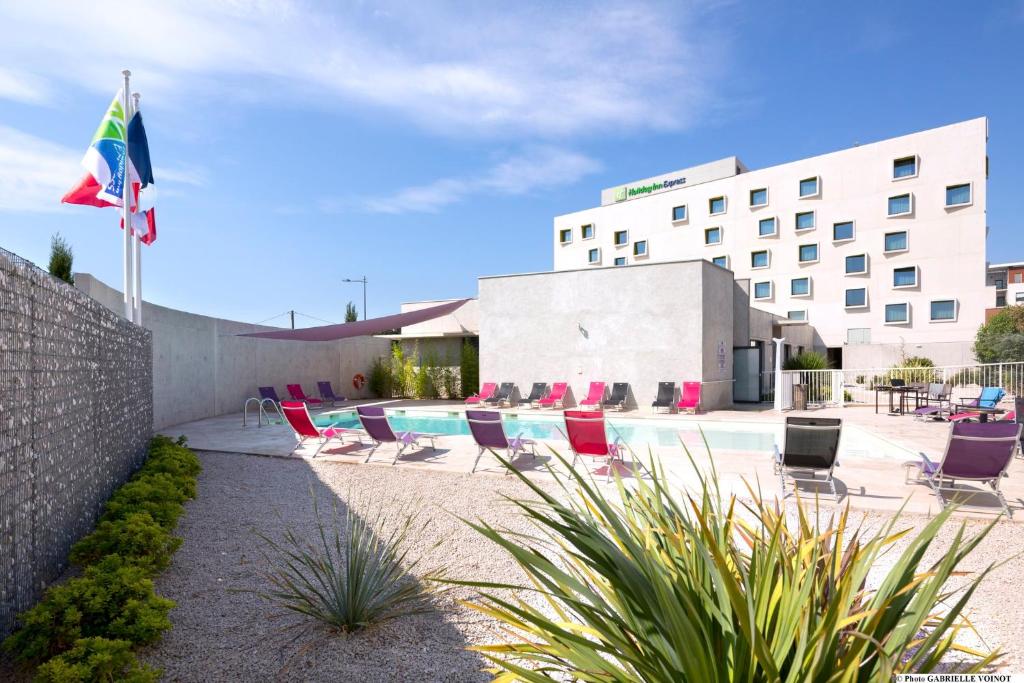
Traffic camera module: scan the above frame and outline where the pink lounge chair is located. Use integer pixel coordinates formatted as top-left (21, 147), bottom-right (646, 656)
top-left (677, 381), bottom-right (702, 414)
top-left (465, 382), bottom-right (498, 405)
top-left (563, 410), bottom-right (626, 482)
top-left (537, 382), bottom-right (567, 409)
top-left (579, 382), bottom-right (606, 410)
top-left (280, 401), bottom-right (365, 457)
top-left (287, 383), bottom-right (323, 407)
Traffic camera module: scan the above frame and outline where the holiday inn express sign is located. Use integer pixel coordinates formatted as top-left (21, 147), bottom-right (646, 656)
top-left (613, 176), bottom-right (687, 202)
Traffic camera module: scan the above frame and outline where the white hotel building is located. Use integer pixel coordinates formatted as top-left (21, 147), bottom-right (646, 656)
top-left (552, 118), bottom-right (993, 369)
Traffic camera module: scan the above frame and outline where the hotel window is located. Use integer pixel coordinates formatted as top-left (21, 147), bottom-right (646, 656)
top-left (1016, 272), bottom-right (1023, 284)
top-left (945, 183), bottom-right (972, 207)
top-left (711, 255), bottom-right (729, 268)
top-left (845, 288), bottom-right (868, 309)
top-left (893, 266), bottom-right (918, 288)
top-left (799, 176), bottom-right (820, 198)
top-left (758, 217), bottom-right (777, 237)
top-left (787, 310), bottom-right (807, 321)
top-left (888, 193), bottom-right (913, 216)
top-left (709, 196), bottom-right (727, 215)
top-left (930, 299), bottom-right (957, 322)
top-left (893, 156), bottom-right (917, 179)
top-left (705, 227), bottom-right (722, 245)
top-left (633, 240), bottom-right (648, 257)
top-left (845, 254), bottom-right (868, 275)
top-left (558, 228), bottom-right (572, 244)
top-left (750, 188), bottom-right (768, 207)
top-left (614, 256), bottom-right (627, 267)
top-left (581, 224), bottom-right (595, 240)
top-left (614, 230), bottom-right (628, 246)
top-left (833, 221), bottom-right (854, 242)
top-left (791, 277), bottom-right (811, 297)
top-left (1016, 292), bottom-right (1024, 303)
top-left (795, 211), bottom-right (815, 231)
top-left (751, 250), bottom-right (770, 269)
top-left (884, 231), bottom-right (908, 253)
top-left (672, 205), bottom-right (687, 221)
top-left (753, 281), bottom-right (773, 300)
top-left (587, 248), bottom-right (601, 265)
top-left (885, 303), bottom-right (909, 324)
top-left (798, 243), bottom-right (819, 264)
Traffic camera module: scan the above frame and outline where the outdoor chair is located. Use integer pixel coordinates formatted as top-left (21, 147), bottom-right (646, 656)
top-left (651, 381), bottom-right (676, 413)
top-left (774, 416), bottom-right (843, 502)
top-left (316, 381), bottom-right (346, 408)
top-left (259, 386), bottom-right (283, 404)
top-left (955, 386), bottom-right (1005, 413)
top-left (905, 421), bottom-right (1021, 516)
top-left (602, 383), bottom-right (629, 411)
top-left (677, 381), bottom-right (702, 414)
top-left (356, 405), bottom-right (440, 465)
top-left (465, 382), bottom-right (498, 405)
top-left (579, 381), bottom-right (606, 410)
top-left (280, 400), bottom-right (365, 458)
top-left (484, 382), bottom-right (515, 408)
top-left (466, 409), bottom-right (537, 473)
top-left (563, 410), bottom-right (627, 482)
top-left (912, 382), bottom-right (952, 421)
top-left (518, 383), bottom-right (548, 408)
top-left (537, 382), bottom-right (568, 409)
top-left (286, 383), bottom-right (323, 407)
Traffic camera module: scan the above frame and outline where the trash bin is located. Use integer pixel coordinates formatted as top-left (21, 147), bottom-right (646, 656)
top-left (793, 384), bottom-right (808, 410)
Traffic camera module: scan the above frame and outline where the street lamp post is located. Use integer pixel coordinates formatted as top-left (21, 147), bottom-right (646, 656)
top-left (342, 276), bottom-right (368, 320)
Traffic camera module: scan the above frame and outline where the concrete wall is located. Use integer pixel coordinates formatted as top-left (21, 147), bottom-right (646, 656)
top-left (76, 274), bottom-right (391, 429)
top-left (843, 339), bottom-right (976, 368)
top-left (478, 260), bottom-right (735, 410)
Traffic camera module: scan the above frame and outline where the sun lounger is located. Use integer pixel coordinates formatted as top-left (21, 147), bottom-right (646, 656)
top-left (518, 383), bottom-right (548, 408)
top-left (651, 381), bottom-right (676, 413)
top-left (956, 386), bottom-right (1005, 413)
top-left (912, 382), bottom-right (952, 420)
top-left (536, 382), bottom-right (567, 409)
top-left (774, 416), bottom-right (843, 501)
top-left (602, 383), bottom-right (629, 411)
top-left (286, 383), bottom-right (323, 407)
top-left (484, 382), bottom-right (515, 408)
top-left (465, 382), bottom-right (497, 405)
top-left (466, 409), bottom-right (537, 473)
top-left (280, 400), bottom-right (365, 457)
top-left (579, 382), bottom-right (606, 410)
top-left (317, 381), bottom-right (346, 407)
top-left (677, 381), bottom-right (702, 414)
top-left (563, 410), bottom-right (626, 482)
top-left (259, 386), bottom-right (283, 404)
top-left (905, 421), bottom-right (1021, 516)
top-left (356, 405), bottom-right (439, 465)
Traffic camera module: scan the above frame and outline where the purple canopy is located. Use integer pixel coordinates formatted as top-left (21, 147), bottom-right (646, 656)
top-left (237, 298), bottom-right (471, 342)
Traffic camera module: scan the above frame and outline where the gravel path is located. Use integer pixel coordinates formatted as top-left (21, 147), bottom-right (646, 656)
top-left (141, 451), bottom-right (1024, 680)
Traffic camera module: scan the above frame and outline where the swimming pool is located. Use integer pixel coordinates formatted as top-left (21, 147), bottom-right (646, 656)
top-left (313, 408), bottom-right (916, 461)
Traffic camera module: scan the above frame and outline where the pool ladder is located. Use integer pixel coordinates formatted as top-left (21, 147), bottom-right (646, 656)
top-left (243, 397), bottom-right (285, 427)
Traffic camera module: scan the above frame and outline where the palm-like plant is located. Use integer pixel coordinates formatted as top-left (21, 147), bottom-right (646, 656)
top-left (255, 490), bottom-right (441, 634)
top-left (454, 445), bottom-right (1002, 681)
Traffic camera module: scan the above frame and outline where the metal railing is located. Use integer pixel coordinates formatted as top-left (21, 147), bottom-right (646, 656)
top-left (760, 362), bottom-right (1024, 409)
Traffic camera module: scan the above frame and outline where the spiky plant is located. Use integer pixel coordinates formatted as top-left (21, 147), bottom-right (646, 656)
top-left (255, 489), bottom-right (442, 635)
top-left (453, 445), bottom-right (1002, 681)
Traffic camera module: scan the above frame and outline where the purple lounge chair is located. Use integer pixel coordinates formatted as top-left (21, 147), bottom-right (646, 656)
top-left (259, 386), bottom-right (282, 403)
top-left (317, 381), bottom-right (346, 408)
top-left (356, 405), bottom-right (439, 465)
top-left (906, 421), bottom-right (1022, 516)
top-left (466, 410), bottom-right (537, 473)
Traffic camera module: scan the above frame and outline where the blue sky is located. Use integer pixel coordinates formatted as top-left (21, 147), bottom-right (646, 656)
top-left (1, 0), bottom-right (1022, 326)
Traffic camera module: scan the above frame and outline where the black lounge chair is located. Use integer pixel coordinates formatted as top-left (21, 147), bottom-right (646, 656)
top-left (484, 382), bottom-right (515, 408)
top-left (651, 381), bottom-right (675, 413)
top-left (602, 382), bottom-right (629, 411)
top-left (774, 417), bottom-right (843, 501)
top-left (518, 382), bottom-right (548, 408)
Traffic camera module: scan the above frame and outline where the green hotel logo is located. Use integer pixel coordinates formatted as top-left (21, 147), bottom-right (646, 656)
top-left (614, 176), bottom-right (686, 202)
top-left (613, 186), bottom-right (627, 202)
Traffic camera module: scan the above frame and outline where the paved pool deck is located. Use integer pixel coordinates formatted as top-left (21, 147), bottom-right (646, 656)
top-left (159, 400), bottom-right (1024, 521)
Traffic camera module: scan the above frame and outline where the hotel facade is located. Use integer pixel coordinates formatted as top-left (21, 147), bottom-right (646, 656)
top-left (552, 118), bottom-right (992, 369)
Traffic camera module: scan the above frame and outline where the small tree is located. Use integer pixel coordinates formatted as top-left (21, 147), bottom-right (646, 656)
top-left (974, 306), bottom-right (1024, 363)
top-left (48, 233), bottom-right (74, 284)
top-left (782, 350), bottom-right (828, 371)
top-left (344, 302), bottom-right (359, 323)
top-left (459, 339), bottom-right (479, 399)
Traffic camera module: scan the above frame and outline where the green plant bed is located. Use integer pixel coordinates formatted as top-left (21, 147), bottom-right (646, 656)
top-left (34, 637), bottom-right (159, 683)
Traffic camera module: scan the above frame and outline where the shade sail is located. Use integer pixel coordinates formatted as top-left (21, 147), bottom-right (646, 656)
top-left (236, 298), bottom-right (471, 342)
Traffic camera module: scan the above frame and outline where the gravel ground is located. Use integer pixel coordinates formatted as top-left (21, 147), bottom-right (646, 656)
top-left (139, 451), bottom-right (1024, 681)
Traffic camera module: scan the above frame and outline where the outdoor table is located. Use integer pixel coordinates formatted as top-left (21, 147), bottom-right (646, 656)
top-left (874, 385), bottom-right (921, 415)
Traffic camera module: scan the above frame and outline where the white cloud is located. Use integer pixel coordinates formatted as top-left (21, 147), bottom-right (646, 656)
top-left (0, 1), bottom-right (732, 138)
top-left (155, 164), bottom-right (207, 187)
top-left (0, 67), bottom-right (51, 105)
top-left (0, 126), bottom-right (81, 212)
top-left (359, 146), bottom-right (601, 214)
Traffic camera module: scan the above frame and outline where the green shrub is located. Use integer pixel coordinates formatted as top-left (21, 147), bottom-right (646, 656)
top-left (459, 340), bottom-right (479, 399)
top-left (890, 355), bottom-right (938, 384)
top-left (34, 637), bottom-right (159, 683)
top-left (368, 356), bottom-right (393, 398)
top-left (782, 350), bottom-right (828, 370)
top-left (69, 512), bottom-right (182, 572)
top-left (439, 366), bottom-right (460, 400)
top-left (138, 439), bottom-right (201, 484)
top-left (48, 233), bottom-right (74, 285)
top-left (975, 305), bottom-right (1024, 363)
top-left (456, 449), bottom-right (1000, 679)
top-left (103, 473), bottom-right (188, 529)
top-left (2, 556), bottom-right (174, 664)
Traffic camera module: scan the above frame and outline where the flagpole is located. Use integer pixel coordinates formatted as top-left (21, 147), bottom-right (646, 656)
top-left (120, 70), bottom-right (133, 321)
top-left (131, 91), bottom-right (142, 325)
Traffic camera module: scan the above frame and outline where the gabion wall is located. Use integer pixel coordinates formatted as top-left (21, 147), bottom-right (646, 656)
top-left (0, 247), bottom-right (153, 638)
